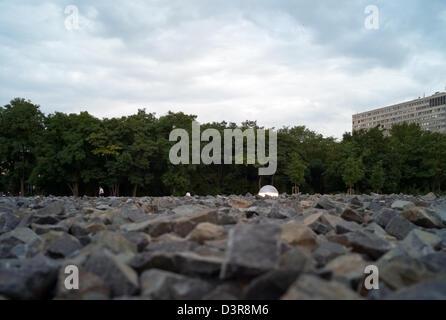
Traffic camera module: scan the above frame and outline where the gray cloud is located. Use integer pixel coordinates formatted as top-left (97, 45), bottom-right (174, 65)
top-left (1, 0), bottom-right (445, 138)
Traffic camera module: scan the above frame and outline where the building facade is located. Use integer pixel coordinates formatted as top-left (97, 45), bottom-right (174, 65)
top-left (352, 91), bottom-right (446, 134)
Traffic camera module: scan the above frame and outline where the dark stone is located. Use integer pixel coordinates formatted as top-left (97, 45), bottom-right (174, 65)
top-left (121, 231), bottom-right (150, 252)
top-left (312, 241), bottom-right (348, 267)
top-left (316, 196), bottom-right (337, 210)
top-left (0, 211), bottom-right (20, 235)
top-left (336, 221), bottom-right (362, 234)
top-left (220, 223), bottom-right (281, 279)
top-left (338, 230), bottom-right (392, 260)
top-left (243, 270), bottom-right (300, 300)
top-left (385, 215), bottom-right (416, 240)
top-left (45, 233), bottom-right (82, 259)
top-left (140, 269), bottom-right (213, 299)
top-left (374, 208), bottom-right (398, 228)
top-left (83, 248), bottom-right (139, 297)
top-left (385, 279), bottom-right (446, 300)
top-left (0, 254), bottom-right (60, 299)
top-left (341, 207), bottom-right (364, 224)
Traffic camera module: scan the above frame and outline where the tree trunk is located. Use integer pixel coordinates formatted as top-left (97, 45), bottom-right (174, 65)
top-left (20, 176), bottom-right (25, 197)
top-left (68, 183), bottom-right (79, 197)
top-left (132, 184), bottom-right (138, 197)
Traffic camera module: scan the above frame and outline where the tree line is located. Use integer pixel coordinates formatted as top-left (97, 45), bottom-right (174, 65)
top-left (1, 98), bottom-right (445, 197)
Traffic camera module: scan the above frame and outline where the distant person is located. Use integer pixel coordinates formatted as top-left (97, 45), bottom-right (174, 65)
top-left (99, 186), bottom-right (104, 197)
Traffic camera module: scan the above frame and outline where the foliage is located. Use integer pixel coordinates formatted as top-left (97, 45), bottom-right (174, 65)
top-left (1, 98), bottom-right (445, 196)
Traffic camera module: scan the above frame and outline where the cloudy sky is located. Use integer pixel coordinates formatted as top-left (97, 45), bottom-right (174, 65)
top-left (1, 0), bottom-right (445, 138)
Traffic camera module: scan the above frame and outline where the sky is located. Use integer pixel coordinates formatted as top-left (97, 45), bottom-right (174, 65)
top-left (1, 0), bottom-right (446, 139)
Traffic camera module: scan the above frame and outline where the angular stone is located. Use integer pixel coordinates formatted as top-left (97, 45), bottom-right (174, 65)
top-left (91, 230), bottom-right (137, 255)
top-left (221, 224), bottom-right (281, 279)
top-left (84, 222), bottom-right (107, 233)
top-left (341, 207), bottom-right (364, 224)
top-left (228, 198), bottom-right (252, 209)
top-left (419, 252), bottom-right (446, 274)
top-left (186, 222), bottom-right (225, 244)
top-left (0, 211), bottom-right (20, 234)
top-left (374, 208), bottom-right (398, 228)
top-left (402, 207), bottom-right (443, 229)
top-left (36, 201), bottom-right (65, 216)
top-left (83, 248), bottom-right (139, 297)
top-left (336, 221), bottom-right (362, 234)
top-left (316, 196), bottom-right (337, 210)
top-left (121, 231), bottom-right (151, 252)
top-left (281, 274), bottom-right (361, 300)
top-left (45, 233), bottom-right (82, 259)
top-left (391, 200), bottom-right (413, 210)
top-left (140, 269), bottom-right (213, 299)
top-left (281, 222), bottom-right (318, 252)
top-left (0, 254), bottom-right (59, 299)
top-left (278, 246), bottom-right (316, 272)
top-left (312, 241), bottom-right (348, 267)
top-left (31, 223), bottom-right (68, 235)
top-left (267, 203), bottom-right (298, 219)
top-left (386, 279), bottom-right (446, 300)
top-left (377, 255), bottom-right (443, 290)
top-left (121, 205), bottom-right (218, 238)
top-left (332, 230), bottom-right (392, 260)
top-left (243, 270), bottom-right (301, 300)
top-left (0, 227), bottom-right (41, 259)
top-left (400, 229), bottom-right (442, 258)
top-left (172, 252), bottom-right (223, 277)
top-left (325, 253), bottom-right (367, 285)
top-left (385, 215), bottom-right (416, 240)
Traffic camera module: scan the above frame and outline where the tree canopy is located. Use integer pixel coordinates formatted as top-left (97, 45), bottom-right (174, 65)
top-left (1, 98), bottom-right (445, 196)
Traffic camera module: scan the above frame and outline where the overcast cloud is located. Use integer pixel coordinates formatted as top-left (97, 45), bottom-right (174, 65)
top-left (1, 0), bottom-right (445, 138)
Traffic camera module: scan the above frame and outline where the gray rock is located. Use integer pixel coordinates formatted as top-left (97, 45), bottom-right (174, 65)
top-left (0, 227), bottom-right (41, 259)
top-left (341, 207), bottom-right (364, 224)
top-left (385, 215), bottom-right (416, 240)
top-left (46, 233), bottom-right (82, 259)
top-left (402, 207), bottom-right (444, 229)
top-left (243, 269), bottom-right (301, 300)
top-left (385, 279), bottom-right (446, 300)
top-left (312, 241), bottom-right (348, 267)
top-left (336, 220), bottom-right (362, 234)
top-left (334, 230), bottom-right (393, 260)
top-left (316, 196), bottom-right (338, 211)
top-left (391, 200), bottom-right (413, 210)
top-left (400, 229), bottom-right (442, 258)
top-left (83, 248), bottom-right (139, 297)
top-left (0, 254), bottom-right (60, 299)
top-left (282, 274), bottom-right (362, 300)
top-left (374, 208), bottom-right (398, 228)
top-left (220, 223), bottom-right (281, 279)
top-left (140, 269), bottom-right (213, 299)
top-left (36, 201), bottom-right (65, 216)
top-left (0, 211), bottom-right (20, 234)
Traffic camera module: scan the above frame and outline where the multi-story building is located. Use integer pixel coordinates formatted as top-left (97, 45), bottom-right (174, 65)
top-left (352, 91), bottom-right (446, 134)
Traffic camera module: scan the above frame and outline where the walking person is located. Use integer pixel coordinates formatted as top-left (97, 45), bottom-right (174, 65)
top-left (99, 186), bottom-right (104, 197)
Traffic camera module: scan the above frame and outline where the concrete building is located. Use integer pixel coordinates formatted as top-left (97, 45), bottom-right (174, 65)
top-left (352, 91), bottom-right (446, 134)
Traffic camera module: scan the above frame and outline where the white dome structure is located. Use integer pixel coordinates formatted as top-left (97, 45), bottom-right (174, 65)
top-left (258, 185), bottom-right (279, 198)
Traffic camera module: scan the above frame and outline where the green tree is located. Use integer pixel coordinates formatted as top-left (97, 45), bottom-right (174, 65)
top-left (0, 98), bottom-right (44, 195)
top-left (369, 160), bottom-right (385, 193)
top-left (342, 156), bottom-right (365, 194)
top-left (284, 152), bottom-right (307, 194)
